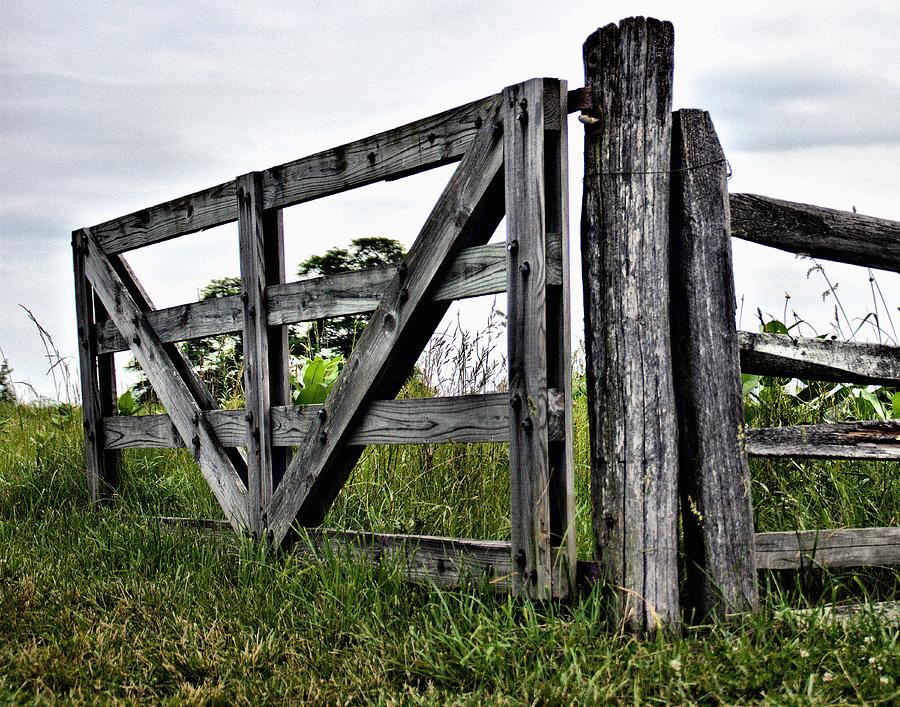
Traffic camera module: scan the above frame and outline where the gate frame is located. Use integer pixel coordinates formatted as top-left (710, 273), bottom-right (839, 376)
top-left (73, 77), bottom-right (580, 600)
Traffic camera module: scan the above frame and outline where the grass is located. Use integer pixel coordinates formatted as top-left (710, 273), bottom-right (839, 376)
top-left (1, 366), bottom-right (898, 703)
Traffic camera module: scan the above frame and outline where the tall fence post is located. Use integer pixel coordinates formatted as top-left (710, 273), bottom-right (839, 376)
top-left (504, 78), bottom-right (553, 600)
top-left (581, 17), bottom-right (680, 632)
top-left (670, 109), bottom-right (759, 619)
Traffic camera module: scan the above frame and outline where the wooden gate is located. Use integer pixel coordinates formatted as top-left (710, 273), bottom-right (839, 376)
top-left (73, 78), bottom-right (581, 599)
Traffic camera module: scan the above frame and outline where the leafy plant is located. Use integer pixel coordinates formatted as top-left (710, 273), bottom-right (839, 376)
top-left (291, 355), bottom-right (344, 405)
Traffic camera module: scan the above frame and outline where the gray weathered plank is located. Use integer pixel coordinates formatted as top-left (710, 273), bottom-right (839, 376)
top-left (746, 421), bottom-right (900, 460)
top-left (95, 238), bottom-right (562, 354)
top-left (730, 194), bottom-right (900, 273)
top-left (581, 17), bottom-right (680, 633)
top-left (543, 78), bottom-right (577, 599)
top-left (296, 529), bottom-right (515, 591)
top-left (103, 390), bottom-right (566, 449)
top-left (91, 94), bottom-right (499, 254)
top-left (739, 332), bottom-right (900, 386)
top-left (504, 78), bottom-right (552, 600)
top-left (264, 96), bottom-right (506, 546)
top-left (79, 228), bottom-right (250, 531)
top-left (237, 172), bottom-right (276, 535)
top-left (72, 231), bottom-right (108, 502)
top-left (755, 527), bottom-right (900, 569)
top-left (670, 109), bottom-right (758, 619)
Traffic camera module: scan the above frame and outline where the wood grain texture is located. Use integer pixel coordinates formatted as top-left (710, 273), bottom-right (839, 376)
top-left (106, 252), bottom-right (250, 482)
top-left (670, 109), bottom-right (758, 619)
top-left (543, 78), bottom-right (577, 598)
top-left (80, 229), bottom-right (250, 531)
top-left (103, 390), bottom-right (566, 449)
top-left (730, 194), bottom-right (900, 273)
top-left (504, 78), bottom-right (552, 600)
top-left (755, 528), bottom-right (900, 569)
top-left (265, 102), bottom-right (506, 545)
top-left (91, 94), bottom-right (499, 254)
top-left (72, 231), bottom-right (107, 502)
top-left (95, 238), bottom-right (562, 354)
top-left (237, 172), bottom-right (276, 535)
top-left (581, 17), bottom-right (680, 633)
top-left (739, 332), bottom-right (900, 386)
top-left (746, 421), bottom-right (900, 460)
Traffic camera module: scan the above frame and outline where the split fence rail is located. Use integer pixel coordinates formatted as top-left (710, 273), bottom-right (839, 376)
top-left (73, 16), bottom-right (900, 630)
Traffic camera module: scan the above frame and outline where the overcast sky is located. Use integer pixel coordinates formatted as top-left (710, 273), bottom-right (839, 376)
top-left (2, 1), bottom-right (898, 401)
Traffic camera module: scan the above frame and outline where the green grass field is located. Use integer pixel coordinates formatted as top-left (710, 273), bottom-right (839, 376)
top-left (1, 371), bottom-right (898, 703)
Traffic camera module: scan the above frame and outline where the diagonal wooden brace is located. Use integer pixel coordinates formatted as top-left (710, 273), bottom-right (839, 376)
top-left (78, 228), bottom-right (250, 531)
top-left (265, 94), bottom-right (506, 546)
top-left (104, 250), bottom-right (249, 482)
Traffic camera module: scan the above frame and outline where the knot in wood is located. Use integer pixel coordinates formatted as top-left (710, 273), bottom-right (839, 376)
top-left (515, 548), bottom-right (527, 570)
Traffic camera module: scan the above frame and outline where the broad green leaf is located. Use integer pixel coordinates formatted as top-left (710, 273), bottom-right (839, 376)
top-left (762, 319), bottom-right (790, 335)
top-left (893, 391), bottom-right (900, 419)
top-left (741, 374), bottom-right (761, 399)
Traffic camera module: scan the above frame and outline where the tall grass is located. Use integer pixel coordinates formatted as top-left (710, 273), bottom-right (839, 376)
top-left (1, 300), bottom-right (898, 701)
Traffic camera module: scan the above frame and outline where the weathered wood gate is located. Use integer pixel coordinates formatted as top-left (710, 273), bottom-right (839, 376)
top-left (75, 15), bottom-right (900, 626)
top-left (74, 77), bottom-right (580, 599)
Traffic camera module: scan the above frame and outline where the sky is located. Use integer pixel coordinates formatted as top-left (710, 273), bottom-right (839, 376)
top-left (1, 1), bottom-right (898, 401)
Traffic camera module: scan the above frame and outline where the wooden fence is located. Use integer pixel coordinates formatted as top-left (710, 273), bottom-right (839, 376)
top-left (74, 16), bottom-right (900, 629)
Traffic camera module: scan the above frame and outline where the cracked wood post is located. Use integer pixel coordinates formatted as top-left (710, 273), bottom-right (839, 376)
top-left (581, 17), bottom-right (680, 633)
top-left (670, 109), bottom-right (759, 620)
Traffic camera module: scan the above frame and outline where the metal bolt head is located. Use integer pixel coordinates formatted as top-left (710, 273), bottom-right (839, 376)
top-left (506, 240), bottom-right (518, 253)
top-left (317, 408), bottom-right (327, 422)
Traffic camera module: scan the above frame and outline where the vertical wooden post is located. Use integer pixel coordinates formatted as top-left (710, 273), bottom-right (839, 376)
top-left (581, 17), bottom-right (680, 632)
top-left (505, 78), bottom-right (552, 600)
top-left (237, 171), bottom-right (280, 537)
top-left (73, 230), bottom-right (112, 501)
top-left (94, 300), bottom-right (120, 493)
top-left (670, 109), bottom-right (759, 619)
top-left (543, 79), bottom-right (577, 596)
top-left (263, 209), bottom-right (291, 491)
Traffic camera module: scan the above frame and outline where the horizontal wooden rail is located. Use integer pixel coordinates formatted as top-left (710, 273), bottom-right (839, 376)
top-left (96, 235), bottom-right (562, 354)
top-left (730, 194), bottom-right (900, 272)
top-left (755, 527), bottom-right (900, 569)
top-left (154, 518), bottom-right (900, 581)
top-left (103, 390), bottom-right (566, 449)
top-left (90, 93), bottom-right (500, 254)
top-left (739, 332), bottom-right (900, 386)
top-left (746, 421), bottom-right (900, 461)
